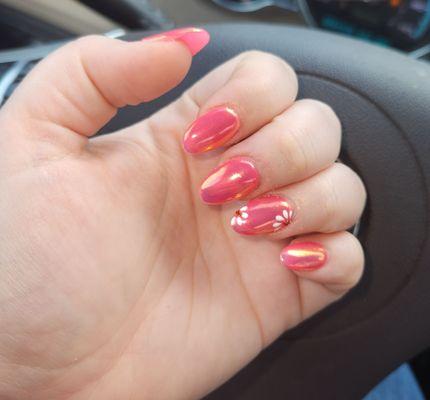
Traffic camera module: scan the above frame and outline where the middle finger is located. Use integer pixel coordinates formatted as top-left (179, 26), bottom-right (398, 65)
top-left (200, 99), bottom-right (341, 205)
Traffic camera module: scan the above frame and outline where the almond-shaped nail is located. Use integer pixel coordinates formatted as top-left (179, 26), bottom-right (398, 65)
top-left (231, 194), bottom-right (294, 235)
top-left (183, 106), bottom-right (240, 153)
top-left (280, 242), bottom-right (328, 271)
top-left (143, 27), bottom-right (210, 55)
top-left (200, 157), bottom-right (260, 205)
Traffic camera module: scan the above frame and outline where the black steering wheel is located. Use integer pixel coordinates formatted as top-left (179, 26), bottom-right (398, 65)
top-left (102, 23), bottom-right (430, 400)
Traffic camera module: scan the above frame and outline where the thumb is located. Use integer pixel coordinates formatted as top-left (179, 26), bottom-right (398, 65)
top-left (0, 28), bottom-right (209, 155)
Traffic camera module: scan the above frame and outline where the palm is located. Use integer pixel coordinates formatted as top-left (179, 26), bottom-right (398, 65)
top-left (17, 106), bottom-right (302, 399)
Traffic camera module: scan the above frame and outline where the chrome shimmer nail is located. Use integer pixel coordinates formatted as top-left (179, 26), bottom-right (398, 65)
top-left (200, 157), bottom-right (260, 205)
top-left (143, 27), bottom-right (210, 56)
top-left (280, 242), bottom-right (328, 271)
top-left (183, 106), bottom-right (240, 154)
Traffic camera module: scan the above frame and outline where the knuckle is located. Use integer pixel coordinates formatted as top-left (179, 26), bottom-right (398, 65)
top-left (321, 173), bottom-right (340, 231)
top-left (278, 100), bottom-right (341, 171)
top-left (72, 35), bottom-right (107, 52)
top-left (335, 163), bottom-right (367, 221)
top-left (63, 36), bottom-right (112, 67)
top-left (277, 125), bottom-right (312, 178)
top-left (238, 51), bottom-right (298, 97)
top-left (239, 49), bottom-right (268, 59)
top-left (252, 73), bottom-right (276, 98)
top-left (327, 233), bottom-right (364, 294)
top-left (337, 162), bottom-right (367, 200)
top-left (322, 163), bottom-right (366, 231)
top-left (58, 35), bottom-right (107, 73)
top-left (342, 233), bottom-right (365, 287)
top-left (297, 99), bottom-right (341, 134)
top-left (241, 50), bottom-right (287, 68)
top-left (351, 169), bottom-right (367, 210)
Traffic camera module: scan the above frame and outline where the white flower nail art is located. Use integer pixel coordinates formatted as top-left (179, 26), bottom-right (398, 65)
top-left (230, 194), bottom-right (294, 234)
top-left (231, 206), bottom-right (248, 226)
top-left (272, 208), bottom-right (293, 230)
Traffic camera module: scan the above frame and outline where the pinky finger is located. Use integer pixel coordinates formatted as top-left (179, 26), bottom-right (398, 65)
top-left (280, 231), bottom-right (364, 319)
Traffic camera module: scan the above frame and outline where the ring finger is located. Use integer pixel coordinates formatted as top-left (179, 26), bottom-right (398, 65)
top-left (229, 162), bottom-right (366, 238)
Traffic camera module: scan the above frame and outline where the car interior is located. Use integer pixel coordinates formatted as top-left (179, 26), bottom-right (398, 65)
top-left (1, 1), bottom-right (430, 399)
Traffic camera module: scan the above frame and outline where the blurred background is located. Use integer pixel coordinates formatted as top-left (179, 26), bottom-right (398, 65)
top-left (0, 0), bottom-right (430, 396)
top-left (2, 1), bottom-right (430, 52)
top-left (3, 0), bottom-right (430, 106)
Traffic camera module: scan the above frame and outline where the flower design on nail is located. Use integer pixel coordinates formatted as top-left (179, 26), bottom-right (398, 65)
top-left (230, 206), bottom-right (249, 226)
top-left (272, 209), bottom-right (294, 230)
top-left (230, 194), bottom-right (294, 235)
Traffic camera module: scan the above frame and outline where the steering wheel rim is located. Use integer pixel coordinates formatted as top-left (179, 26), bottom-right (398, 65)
top-left (103, 24), bottom-right (430, 399)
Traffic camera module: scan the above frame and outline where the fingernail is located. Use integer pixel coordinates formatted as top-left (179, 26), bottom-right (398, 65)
top-left (143, 27), bottom-right (210, 55)
top-left (231, 194), bottom-right (294, 235)
top-left (200, 157), bottom-right (260, 205)
top-left (183, 106), bottom-right (240, 154)
top-left (280, 242), bottom-right (328, 271)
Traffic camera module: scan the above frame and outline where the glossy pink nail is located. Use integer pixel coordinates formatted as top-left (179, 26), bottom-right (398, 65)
top-left (280, 242), bottom-right (328, 271)
top-left (183, 106), bottom-right (240, 154)
top-left (231, 194), bottom-right (294, 235)
top-left (143, 27), bottom-right (210, 55)
top-left (200, 157), bottom-right (260, 205)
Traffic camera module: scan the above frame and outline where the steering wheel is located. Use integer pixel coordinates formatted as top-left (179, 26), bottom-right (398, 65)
top-left (101, 23), bottom-right (430, 399)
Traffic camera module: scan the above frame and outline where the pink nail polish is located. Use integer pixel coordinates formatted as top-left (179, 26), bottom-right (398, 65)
top-left (231, 194), bottom-right (294, 235)
top-left (280, 242), bottom-right (328, 271)
top-left (143, 27), bottom-right (210, 55)
top-left (200, 157), bottom-right (260, 205)
top-left (183, 106), bottom-right (240, 154)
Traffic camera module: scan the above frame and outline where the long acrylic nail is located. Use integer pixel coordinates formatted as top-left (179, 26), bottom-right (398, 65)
top-left (183, 106), bottom-right (240, 154)
top-left (231, 194), bottom-right (294, 235)
top-left (280, 242), bottom-right (328, 271)
top-left (200, 157), bottom-right (260, 205)
top-left (143, 27), bottom-right (210, 55)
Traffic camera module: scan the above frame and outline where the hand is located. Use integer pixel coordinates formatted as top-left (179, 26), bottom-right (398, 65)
top-left (0, 28), bottom-right (365, 400)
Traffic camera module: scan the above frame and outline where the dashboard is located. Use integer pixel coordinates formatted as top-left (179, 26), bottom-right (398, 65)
top-left (307, 0), bottom-right (430, 51)
top-left (212, 0), bottom-right (430, 53)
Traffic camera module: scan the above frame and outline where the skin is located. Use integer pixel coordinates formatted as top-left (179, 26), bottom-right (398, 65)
top-left (0, 35), bottom-right (365, 400)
